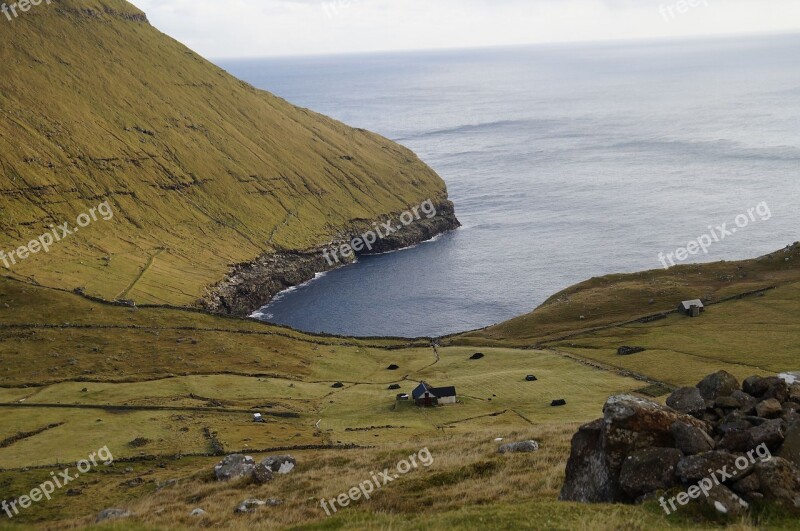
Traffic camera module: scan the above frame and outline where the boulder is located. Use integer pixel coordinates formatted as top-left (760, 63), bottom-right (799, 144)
top-left (190, 508), bottom-right (206, 517)
top-left (778, 421), bottom-right (800, 468)
top-left (252, 463), bottom-right (274, 485)
top-left (705, 484), bottom-right (750, 517)
top-left (761, 377), bottom-right (790, 403)
top-left (671, 421), bottom-right (714, 455)
top-left (388, 384), bottom-right (401, 390)
top-left (697, 371), bottom-right (739, 401)
top-left (743, 376), bottom-right (770, 398)
top-left (717, 429), bottom-right (755, 453)
top-left (731, 390), bottom-right (758, 414)
top-left (731, 473), bottom-right (761, 498)
top-left (235, 498), bottom-right (282, 513)
top-left (498, 440), bottom-right (539, 454)
top-left (789, 383), bottom-right (800, 404)
top-left (677, 451), bottom-right (751, 483)
top-left (666, 387), bottom-right (707, 415)
top-left (750, 419), bottom-right (785, 451)
top-left (603, 395), bottom-right (706, 475)
top-left (214, 454), bottom-right (256, 482)
top-left (96, 509), bottom-right (131, 523)
top-left (559, 419), bottom-right (618, 503)
top-left (715, 396), bottom-right (742, 409)
top-left (756, 399), bottom-right (783, 419)
top-left (619, 447), bottom-right (683, 499)
top-left (551, 399), bottom-right (567, 407)
top-left (753, 457), bottom-right (800, 508)
top-left (261, 455), bottom-right (296, 474)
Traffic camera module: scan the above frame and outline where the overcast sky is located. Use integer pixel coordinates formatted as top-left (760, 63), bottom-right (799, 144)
top-left (129, 0), bottom-right (800, 58)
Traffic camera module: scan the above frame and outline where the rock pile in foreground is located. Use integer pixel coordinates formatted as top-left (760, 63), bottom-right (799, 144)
top-left (560, 371), bottom-right (800, 515)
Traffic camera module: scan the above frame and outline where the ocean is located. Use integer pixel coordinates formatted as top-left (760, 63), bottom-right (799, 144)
top-left (218, 33), bottom-right (800, 338)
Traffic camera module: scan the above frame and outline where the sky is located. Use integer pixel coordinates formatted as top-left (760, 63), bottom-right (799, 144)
top-left (129, 0), bottom-right (800, 58)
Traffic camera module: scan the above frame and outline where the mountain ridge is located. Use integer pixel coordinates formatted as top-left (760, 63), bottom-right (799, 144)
top-left (0, 0), bottom-right (458, 310)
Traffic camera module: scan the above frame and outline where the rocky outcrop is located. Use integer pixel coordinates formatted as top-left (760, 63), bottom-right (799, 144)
top-left (214, 454), bottom-right (297, 483)
top-left (200, 200), bottom-right (460, 316)
top-left (560, 371), bottom-right (800, 514)
top-left (214, 454), bottom-right (256, 482)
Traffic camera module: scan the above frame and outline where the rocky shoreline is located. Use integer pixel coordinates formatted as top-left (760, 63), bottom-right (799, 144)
top-left (199, 200), bottom-right (460, 316)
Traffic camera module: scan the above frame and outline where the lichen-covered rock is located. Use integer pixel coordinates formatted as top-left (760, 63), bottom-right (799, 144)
top-left (753, 457), bottom-right (800, 509)
top-left (559, 419), bottom-right (618, 503)
top-left (498, 440), bottom-right (539, 454)
top-left (750, 419), bottom-right (785, 451)
top-left (677, 451), bottom-right (751, 483)
top-left (697, 371), bottom-right (740, 401)
top-left (671, 421), bottom-right (714, 455)
top-left (705, 484), bottom-right (749, 517)
top-left (779, 421), bottom-right (800, 468)
top-left (666, 387), bottom-right (707, 415)
top-left (261, 455), bottom-right (296, 474)
top-left (756, 399), bottom-right (783, 419)
top-left (619, 447), bottom-right (683, 499)
top-left (214, 454), bottom-right (256, 482)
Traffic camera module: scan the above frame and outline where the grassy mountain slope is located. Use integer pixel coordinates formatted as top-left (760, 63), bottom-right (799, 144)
top-left (0, 0), bottom-right (455, 307)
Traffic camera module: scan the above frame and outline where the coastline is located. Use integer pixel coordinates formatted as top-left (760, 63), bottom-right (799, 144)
top-left (199, 200), bottom-right (460, 316)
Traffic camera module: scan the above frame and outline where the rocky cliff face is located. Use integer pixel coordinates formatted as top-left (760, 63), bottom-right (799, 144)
top-left (201, 200), bottom-right (460, 316)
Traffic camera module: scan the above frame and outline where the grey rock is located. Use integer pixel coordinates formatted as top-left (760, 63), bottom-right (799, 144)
top-left (705, 484), bottom-right (750, 517)
top-left (252, 463), bottom-right (274, 484)
top-left (731, 390), bottom-right (758, 414)
top-left (559, 419), bottom-right (618, 503)
top-left (666, 387), bottom-right (707, 415)
top-left (261, 455), bottom-right (296, 474)
top-left (214, 454), bottom-right (256, 482)
top-left (761, 377), bottom-right (789, 403)
top-left (753, 457), bottom-right (800, 508)
top-left (731, 473), bottom-right (761, 497)
top-left (190, 508), bottom-right (206, 517)
top-left (778, 421), bottom-right (800, 468)
top-left (235, 498), bottom-right (283, 513)
top-left (697, 371), bottom-right (740, 401)
top-left (743, 376), bottom-right (770, 398)
top-left (671, 421), bottom-right (714, 455)
top-left (718, 429), bottom-right (755, 453)
top-left (619, 447), bottom-right (683, 499)
top-left (677, 451), bottom-right (751, 483)
top-left (750, 419), bottom-right (785, 451)
top-left (96, 509), bottom-right (131, 523)
top-left (498, 440), bottom-right (539, 454)
top-left (756, 399), bottom-right (783, 419)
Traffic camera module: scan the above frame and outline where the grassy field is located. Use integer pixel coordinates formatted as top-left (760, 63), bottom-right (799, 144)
top-left (1, 266), bottom-right (799, 529)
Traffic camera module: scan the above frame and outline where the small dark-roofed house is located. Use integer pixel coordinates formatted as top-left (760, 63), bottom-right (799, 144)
top-left (412, 381), bottom-right (457, 407)
top-left (679, 299), bottom-right (705, 317)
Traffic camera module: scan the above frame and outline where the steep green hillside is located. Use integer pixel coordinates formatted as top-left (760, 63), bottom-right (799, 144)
top-left (0, 0), bottom-right (456, 308)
